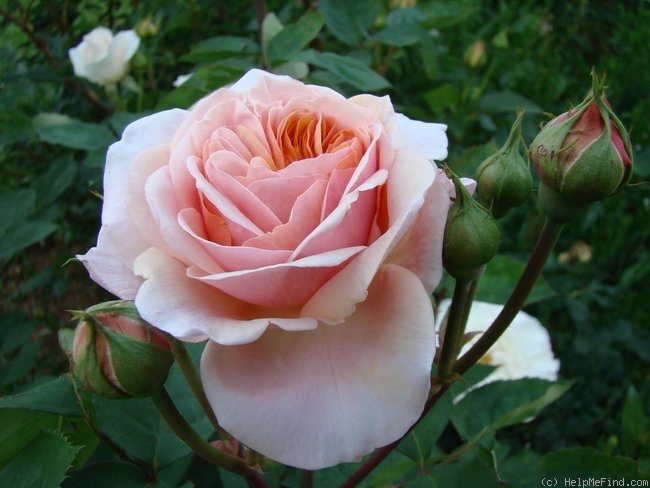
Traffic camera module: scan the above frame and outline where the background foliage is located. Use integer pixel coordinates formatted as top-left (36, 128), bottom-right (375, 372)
top-left (1, 0), bottom-right (649, 486)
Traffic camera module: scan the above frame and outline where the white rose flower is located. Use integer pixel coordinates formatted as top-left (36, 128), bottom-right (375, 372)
top-left (69, 27), bottom-right (140, 86)
top-left (436, 299), bottom-right (560, 386)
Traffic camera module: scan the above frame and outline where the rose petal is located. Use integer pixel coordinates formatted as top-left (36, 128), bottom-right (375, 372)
top-left (387, 169), bottom-right (452, 292)
top-left (134, 247), bottom-right (319, 343)
top-left (189, 246), bottom-right (364, 308)
top-left (393, 113), bottom-right (448, 161)
top-left (78, 109), bottom-right (188, 297)
top-left (301, 150), bottom-right (435, 321)
top-left (201, 264), bottom-right (435, 469)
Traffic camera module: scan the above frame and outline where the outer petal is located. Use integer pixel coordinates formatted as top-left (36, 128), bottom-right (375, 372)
top-left (393, 113), bottom-right (448, 161)
top-left (201, 264), bottom-right (435, 469)
top-left (386, 168), bottom-right (451, 293)
top-left (77, 109), bottom-right (187, 298)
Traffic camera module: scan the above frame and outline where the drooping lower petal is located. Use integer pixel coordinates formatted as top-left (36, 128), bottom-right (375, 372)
top-left (200, 264), bottom-right (435, 469)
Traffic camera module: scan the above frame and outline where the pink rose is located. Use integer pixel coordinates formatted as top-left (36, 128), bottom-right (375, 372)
top-left (79, 69), bottom-right (453, 469)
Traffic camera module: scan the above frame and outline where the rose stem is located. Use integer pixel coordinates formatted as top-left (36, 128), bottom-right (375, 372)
top-left (169, 339), bottom-right (224, 435)
top-left (454, 217), bottom-right (564, 373)
top-left (436, 277), bottom-right (477, 380)
top-left (151, 388), bottom-right (270, 487)
top-left (340, 217), bottom-right (564, 488)
top-left (300, 469), bottom-right (314, 488)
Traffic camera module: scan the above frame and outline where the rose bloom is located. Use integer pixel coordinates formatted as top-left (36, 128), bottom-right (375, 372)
top-left (69, 27), bottom-right (140, 86)
top-left (79, 69), bottom-right (455, 469)
top-left (437, 299), bottom-right (560, 386)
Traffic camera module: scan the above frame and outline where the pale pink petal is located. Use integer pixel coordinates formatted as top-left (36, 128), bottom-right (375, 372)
top-left (348, 94), bottom-right (398, 132)
top-left (387, 169), bottom-right (451, 293)
top-left (244, 180), bottom-right (327, 251)
top-left (205, 159), bottom-right (281, 231)
top-left (103, 109), bottom-right (187, 226)
top-left (186, 157), bottom-right (263, 242)
top-left (246, 172), bottom-right (325, 223)
top-left (133, 247), bottom-right (319, 343)
top-left (189, 246), bottom-right (364, 308)
top-left (78, 109), bottom-right (187, 297)
top-left (291, 169), bottom-right (387, 259)
top-left (200, 264), bottom-right (435, 469)
top-left (78, 231), bottom-right (144, 299)
top-left (145, 166), bottom-right (221, 274)
top-left (301, 151), bottom-right (435, 321)
top-left (393, 113), bottom-right (448, 161)
top-left (178, 208), bottom-right (292, 271)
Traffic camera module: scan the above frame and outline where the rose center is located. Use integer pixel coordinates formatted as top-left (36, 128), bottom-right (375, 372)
top-left (274, 110), bottom-right (359, 167)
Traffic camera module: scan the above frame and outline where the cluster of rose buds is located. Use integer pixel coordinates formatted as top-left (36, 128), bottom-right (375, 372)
top-left (444, 71), bottom-right (632, 275)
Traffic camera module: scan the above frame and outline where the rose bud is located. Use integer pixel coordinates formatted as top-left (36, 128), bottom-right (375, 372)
top-left (443, 171), bottom-right (500, 280)
top-left (476, 110), bottom-right (532, 217)
top-left (464, 40), bottom-right (487, 69)
top-left (59, 300), bottom-right (174, 398)
top-left (529, 72), bottom-right (633, 219)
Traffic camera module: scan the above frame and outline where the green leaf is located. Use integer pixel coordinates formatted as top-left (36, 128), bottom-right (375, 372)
top-left (399, 390), bottom-right (453, 465)
top-left (35, 119), bottom-right (115, 151)
top-left (61, 461), bottom-right (148, 488)
top-left (262, 13), bottom-right (284, 58)
top-left (0, 409), bottom-right (60, 469)
top-left (0, 375), bottom-right (83, 417)
top-left (509, 448), bottom-right (650, 487)
top-left (477, 91), bottom-right (542, 114)
top-left (0, 111), bottom-right (32, 148)
top-left (0, 430), bottom-right (80, 488)
top-left (452, 379), bottom-right (573, 440)
top-left (87, 359), bottom-right (212, 470)
top-left (318, 0), bottom-right (379, 45)
top-left (371, 24), bottom-right (427, 47)
top-left (419, 1), bottom-right (480, 29)
top-left (267, 13), bottom-right (323, 64)
top-left (424, 84), bottom-right (460, 112)
top-left (296, 50), bottom-right (389, 91)
top-left (430, 456), bottom-right (501, 488)
top-left (30, 156), bottom-right (77, 208)
top-left (0, 189), bottom-right (36, 236)
top-left (476, 255), bottom-right (556, 305)
top-left (0, 220), bottom-right (58, 262)
top-left (622, 385), bottom-right (648, 457)
top-left (0, 340), bottom-right (41, 386)
top-left (181, 36), bottom-right (259, 63)
top-left (449, 143), bottom-right (494, 178)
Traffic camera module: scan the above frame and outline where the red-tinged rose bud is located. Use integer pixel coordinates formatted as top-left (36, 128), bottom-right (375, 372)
top-left (443, 170), bottom-right (500, 281)
top-left (59, 300), bottom-right (174, 398)
top-left (476, 110), bottom-right (533, 218)
top-left (529, 72), bottom-right (633, 220)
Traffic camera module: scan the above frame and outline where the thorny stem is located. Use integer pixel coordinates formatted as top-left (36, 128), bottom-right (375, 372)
top-left (341, 217), bottom-right (564, 488)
